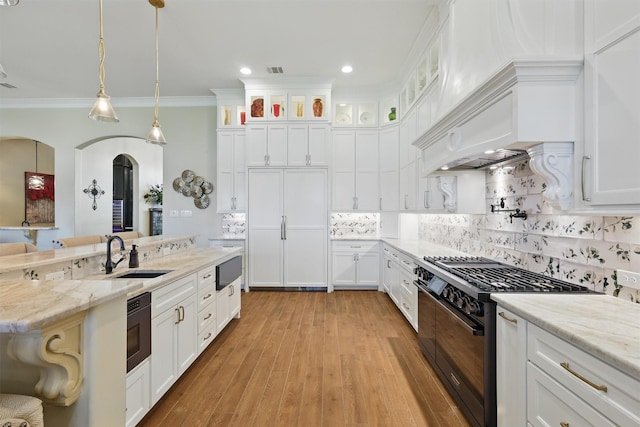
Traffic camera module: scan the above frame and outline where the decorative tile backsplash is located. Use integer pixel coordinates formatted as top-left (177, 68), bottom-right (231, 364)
top-left (330, 213), bottom-right (379, 238)
top-left (221, 213), bottom-right (246, 238)
top-left (417, 160), bottom-right (640, 303)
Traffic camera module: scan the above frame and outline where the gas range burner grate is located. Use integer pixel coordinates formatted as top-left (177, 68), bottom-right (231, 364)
top-left (423, 256), bottom-right (592, 293)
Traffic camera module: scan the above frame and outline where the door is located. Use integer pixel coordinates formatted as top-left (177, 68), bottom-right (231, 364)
top-left (283, 169), bottom-right (327, 287)
top-left (248, 169), bottom-right (284, 286)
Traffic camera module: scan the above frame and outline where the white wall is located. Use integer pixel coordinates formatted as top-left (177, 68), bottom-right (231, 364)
top-left (0, 103), bottom-right (222, 249)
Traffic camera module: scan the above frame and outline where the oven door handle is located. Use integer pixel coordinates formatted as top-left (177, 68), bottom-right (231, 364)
top-left (424, 289), bottom-right (484, 336)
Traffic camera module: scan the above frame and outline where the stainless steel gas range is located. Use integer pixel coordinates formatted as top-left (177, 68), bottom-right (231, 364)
top-left (414, 256), bottom-right (597, 427)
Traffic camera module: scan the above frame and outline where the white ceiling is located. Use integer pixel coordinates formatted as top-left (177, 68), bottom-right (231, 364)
top-left (0, 0), bottom-right (436, 103)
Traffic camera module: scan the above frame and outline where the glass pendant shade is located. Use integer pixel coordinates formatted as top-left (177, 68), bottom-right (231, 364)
top-left (147, 120), bottom-right (166, 145)
top-left (88, 89), bottom-right (119, 122)
top-left (0, 0), bottom-right (20, 5)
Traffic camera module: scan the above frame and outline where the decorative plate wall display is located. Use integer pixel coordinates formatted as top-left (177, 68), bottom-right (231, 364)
top-left (172, 169), bottom-right (214, 209)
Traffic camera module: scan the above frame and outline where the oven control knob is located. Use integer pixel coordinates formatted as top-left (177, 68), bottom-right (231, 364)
top-left (464, 300), bottom-right (482, 316)
top-left (456, 295), bottom-right (466, 309)
top-left (446, 288), bottom-right (458, 303)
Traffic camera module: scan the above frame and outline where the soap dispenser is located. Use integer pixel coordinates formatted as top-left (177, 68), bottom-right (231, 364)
top-left (129, 244), bottom-right (139, 268)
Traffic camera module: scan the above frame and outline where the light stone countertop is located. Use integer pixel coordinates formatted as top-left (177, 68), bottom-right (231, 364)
top-left (491, 294), bottom-right (640, 380)
top-left (0, 246), bottom-right (242, 334)
top-left (381, 238), bottom-right (468, 260)
top-left (0, 234), bottom-right (197, 274)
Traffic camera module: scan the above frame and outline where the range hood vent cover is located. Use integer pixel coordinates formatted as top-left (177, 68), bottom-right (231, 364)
top-left (443, 148), bottom-right (529, 171)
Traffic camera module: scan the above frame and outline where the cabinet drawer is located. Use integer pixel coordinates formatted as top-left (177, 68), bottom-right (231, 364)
top-left (198, 322), bottom-right (217, 354)
top-left (197, 281), bottom-right (216, 311)
top-left (152, 274), bottom-right (197, 317)
top-left (527, 362), bottom-right (615, 427)
top-left (332, 240), bottom-right (378, 252)
top-left (528, 323), bottom-right (640, 426)
top-left (198, 304), bottom-right (216, 333)
top-left (198, 266), bottom-right (215, 287)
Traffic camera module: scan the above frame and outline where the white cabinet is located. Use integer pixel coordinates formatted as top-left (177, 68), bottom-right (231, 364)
top-left (331, 240), bottom-right (379, 289)
top-left (379, 125), bottom-right (399, 211)
top-left (496, 307), bottom-right (527, 427)
top-left (333, 101), bottom-right (378, 127)
top-left (287, 124), bottom-right (329, 166)
top-left (332, 130), bottom-right (379, 211)
top-left (581, 2), bottom-right (640, 208)
top-left (216, 277), bottom-right (241, 332)
top-left (245, 124), bottom-right (287, 166)
top-left (150, 273), bottom-right (198, 404)
top-left (125, 359), bottom-right (150, 427)
top-left (196, 265), bottom-right (217, 354)
top-left (248, 168), bottom-right (327, 288)
top-left (399, 110), bottom-right (418, 210)
top-left (417, 171), bottom-right (486, 213)
top-left (217, 130), bottom-right (246, 212)
top-left (383, 244), bottom-right (417, 331)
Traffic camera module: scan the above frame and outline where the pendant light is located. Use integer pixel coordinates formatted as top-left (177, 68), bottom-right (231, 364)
top-left (88, 0), bottom-right (119, 122)
top-left (28, 141), bottom-right (45, 190)
top-left (0, 1), bottom-right (20, 6)
top-left (147, 0), bottom-right (167, 145)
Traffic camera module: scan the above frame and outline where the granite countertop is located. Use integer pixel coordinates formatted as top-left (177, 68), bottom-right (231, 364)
top-left (0, 246), bottom-right (242, 334)
top-left (330, 236), bottom-right (380, 241)
top-left (0, 234), bottom-right (198, 274)
top-left (209, 235), bottom-right (246, 241)
top-left (492, 294), bottom-right (640, 381)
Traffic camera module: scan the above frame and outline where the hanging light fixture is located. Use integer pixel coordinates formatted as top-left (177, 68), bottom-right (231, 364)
top-left (0, 0), bottom-right (20, 6)
top-left (147, 0), bottom-right (167, 145)
top-left (88, 0), bottom-right (119, 122)
top-left (28, 141), bottom-right (45, 190)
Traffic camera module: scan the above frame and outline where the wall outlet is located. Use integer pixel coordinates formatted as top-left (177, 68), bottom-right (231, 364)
top-left (163, 247), bottom-right (171, 256)
top-left (180, 210), bottom-right (192, 217)
top-left (45, 271), bottom-right (65, 280)
top-left (170, 210), bottom-right (179, 217)
top-left (617, 269), bottom-right (640, 290)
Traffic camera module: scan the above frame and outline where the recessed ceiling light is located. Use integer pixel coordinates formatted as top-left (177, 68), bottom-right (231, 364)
top-left (484, 150), bottom-right (495, 154)
top-left (341, 65), bottom-right (353, 74)
top-left (441, 165), bottom-right (449, 171)
top-left (240, 67), bottom-right (252, 75)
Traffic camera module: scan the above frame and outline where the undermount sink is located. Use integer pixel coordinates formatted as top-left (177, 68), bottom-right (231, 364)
top-left (113, 270), bottom-right (173, 279)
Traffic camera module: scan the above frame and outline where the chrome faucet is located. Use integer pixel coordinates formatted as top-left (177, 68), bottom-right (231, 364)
top-left (105, 235), bottom-right (125, 274)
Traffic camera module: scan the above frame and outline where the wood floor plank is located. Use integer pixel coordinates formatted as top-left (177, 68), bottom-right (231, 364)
top-left (138, 290), bottom-right (470, 427)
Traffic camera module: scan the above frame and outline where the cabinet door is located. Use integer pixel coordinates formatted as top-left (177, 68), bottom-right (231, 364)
top-left (356, 251), bottom-right (379, 286)
top-left (248, 169), bottom-right (284, 287)
top-left (176, 293), bottom-right (197, 376)
top-left (151, 307), bottom-right (178, 404)
top-left (382, 253), bottom-right (393, 293)
top-left (308, 124), bottom-right (329, 166)
top-left (229, 278), bottom-right (241, 318)
top-left (332, 252), bottom-right (357, 285)
top-left (389, 262), bottom-right (402, 305)
top-left (379, 126), bottom-right (399, 211)
top-left (418, 175), bottom-right (445, 211)
top-left (287, 124), bottom-right (309, 166)
top-left (332, 131), bottom-right (356, 210)
top-left (267, 124), bottom-right (287, 166)
top-left (283, 169), bottom-right (327, 287)
top-left (245, 125), bottom-right (268, 166)
top-left (216, 286), bottom-right (230, 331)
top-left (233, 132), bottom-right (246, 211)
top-left (496, 306), bottom-right (527, 427)
top-left (583, 8), bottom-right (640, 205)
top-left (126, 359), bottom-right (150, 427)
top-left (217, 132), bottom-right (235, 212)
top-left (355, 131), bottom-right (379, 211)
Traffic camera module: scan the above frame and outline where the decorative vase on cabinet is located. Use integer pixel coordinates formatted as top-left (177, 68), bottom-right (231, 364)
top-left (313, 98), bottom-right (324, 118)
top-left (388, 107), bottom-right (397, 121)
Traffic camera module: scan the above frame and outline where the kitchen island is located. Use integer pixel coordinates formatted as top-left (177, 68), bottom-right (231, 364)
top-left (0, 239), bottom-right (242, 427)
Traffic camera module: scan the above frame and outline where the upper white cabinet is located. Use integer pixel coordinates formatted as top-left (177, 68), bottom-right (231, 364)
top-left (217, 130), bottom-right (246, 212)
top-left (332, 130), bottom-right (379, 211)
top-left (333, 100), bottom-right (378, 127)
top-left (379, 125), bottom-right (399, 211)
top-left (581, 1), bottom-right (640, 208)
top-left (399, 110), bottom-right (418, 210)
top-left (287, 124), bottom-right (330, 166)
top-left (245, 124), bottom-right (287, 167)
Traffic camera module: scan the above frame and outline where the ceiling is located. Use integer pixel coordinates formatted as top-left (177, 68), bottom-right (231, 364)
top-left (0, 0), bottom-right (436, 104)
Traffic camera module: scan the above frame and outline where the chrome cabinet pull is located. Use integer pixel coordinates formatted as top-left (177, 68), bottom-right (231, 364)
top-left (283, 216), bottom-right (287, 240)
top-left (203, 273), bottom-right (212, 279)
top-left (582, 155), bottom-right (591, 201)
top-left (404, 195), bottom-right (408, 210)
top-left (203, 332), bottom-right (212, 341)
top-left (379, 197), bottom-right (382, 210)
top-left (387, 260), bottom-right (391, 268)
top-left (424, 190), bottom-right (429, 209)
top-left (498, 311), bottom-right (517, 324)
top-left (203, 313), bottom-right (212, 320)
top-left (353, 196), bottom-right (357, 210)
top-left (280, 216), bottom-right (285, 240)
top-left (203, 293), bottom-right (212, 300)
top-left (560, 362), bottom-right (607, 392)
top-left (306, 154), bottom-right (311, 166)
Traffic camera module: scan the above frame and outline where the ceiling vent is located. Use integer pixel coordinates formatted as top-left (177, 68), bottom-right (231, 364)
top-left (266, 66), bottom-right (284, 74)
top-left (0, 82), bottom-right (16, 89)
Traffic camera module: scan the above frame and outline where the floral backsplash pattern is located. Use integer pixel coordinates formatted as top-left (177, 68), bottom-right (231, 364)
top-left (221, 213), bottom-right (246, 238)
top-left (417, 160), bottom-right (640, 303)
top-left (330, 213), bottom-right (379, 238)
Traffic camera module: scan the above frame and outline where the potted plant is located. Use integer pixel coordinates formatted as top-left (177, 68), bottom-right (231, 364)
top-left (143, 184), bottom-right (163, 206)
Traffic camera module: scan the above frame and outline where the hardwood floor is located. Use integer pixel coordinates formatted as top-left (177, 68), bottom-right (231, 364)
top-left (139, 290), bottom-right (470, 427)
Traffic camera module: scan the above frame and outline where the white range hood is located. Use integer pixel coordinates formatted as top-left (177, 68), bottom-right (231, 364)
top-left (415, 57), bottom-right (582, 210)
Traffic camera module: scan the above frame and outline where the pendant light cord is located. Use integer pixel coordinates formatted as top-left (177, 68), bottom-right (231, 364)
top-left (97, 0), bottom-right (106, 93)
top-left (153, 5), bottom-right (160, 123)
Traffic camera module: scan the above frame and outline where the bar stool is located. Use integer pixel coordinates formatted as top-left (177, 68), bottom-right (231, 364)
top-left (0, 393), bottom-right (44, 427)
